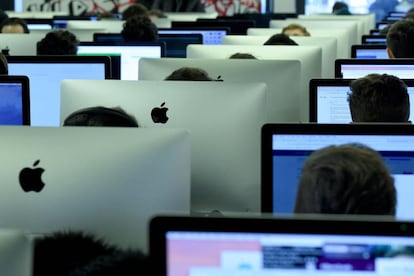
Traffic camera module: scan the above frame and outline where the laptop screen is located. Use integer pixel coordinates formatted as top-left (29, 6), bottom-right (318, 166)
top-left (150, 215), bottom-right (414, 276)
top-left (309, 79), bottom-right (414, 123)
top-left (0, 75), bottom-right (30, 125)
top-left (351, 45), bottom-right (388, 59)
top-left (77, 42), bottom-right (165, 80)
top-left (335, 59), bottom-right (414, 79)
top-left (261, 123), bottom-right (414, 220)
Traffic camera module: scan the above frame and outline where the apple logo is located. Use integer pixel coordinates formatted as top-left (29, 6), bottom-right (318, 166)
top-left (215, 75), bottom-right (224, 82)
top-left (151, 102), bottom-right (169, 124)
top-left (19, 160), bottom-right (45, 192)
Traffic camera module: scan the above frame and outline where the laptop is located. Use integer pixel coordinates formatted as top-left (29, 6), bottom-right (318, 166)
top-left (60, 80), bottom-right (267, 213)
top-left (93, 33), bottom-right (203, 58)
top-left (77, 42), bottom-right (165, 80)
top-left (7, 55), bottom-right (111, 127)
top-left (335, 59), bottom-right (414, 79)
top-left (351, 45), bottom-right (388, 59)
top-left (0, 75), bottom-right (30, 125)
top-left (149, 215), bottom-right (414, 276)
top-left (158, 27), bottom-right (229, 45)
top-left (261, 123), bottom-right (414, 220)
top-left (309, 78), bottom-right (414, 123)
top-left (0, 126), bottom-right (190, 252)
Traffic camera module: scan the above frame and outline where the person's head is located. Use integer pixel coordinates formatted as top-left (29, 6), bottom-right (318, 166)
top-left (0, 17), bottom-right (29, 33)
top-left (0, 52), bottom-right (8, 74)
top-left (263, 33), bottom-right (298, 45)
top-left (229, 52), bottom-right (257, 59)
top-left (332, 1), bottom-right (351, 14)
top-left (165, 67), bottom-right (213, 81)
top-left (37, 30), bottom-right (79, 55)
top-left (294, 144), bottom-right (396, 216)
top-left (121, 3), bottom-right (149, 20)
top-left (63, 106), bottom-right (139, 127)
top-left (121, 15), bottom-right (158, 41)
top-left (348, 74), bottom-right (410, 123)
top-left (386, 19), bottom-right (414, 58)
top-left (282, 23), bottom-right (310, 37)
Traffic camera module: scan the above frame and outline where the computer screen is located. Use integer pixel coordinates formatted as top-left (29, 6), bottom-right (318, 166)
top-left (171, 20), bottom-right (254, 35)
top-left (309, 78), bottom-right (414, 123)
top-left (0, 75), bottom-right (30, 125)
top-left (77, 42), bottom-right (165, 80)
top-left (361, 35), bottom-right (386, 44)
top-left (7, 55), bottom-right (110, 127)
top-left (262, 123), bottom-right (414, 220)
top-left (150, 215), bottom-right (414, 276)
top-left (158, 27), bottom-right (229, 45)
top-left (351, 45), bottom-right (388, 59)
top-left (335, 59), bottom-right (414, 79)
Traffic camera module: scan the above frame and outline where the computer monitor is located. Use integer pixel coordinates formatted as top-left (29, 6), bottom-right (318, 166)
top-left (309, 78), bottom-right (414, 123)
top-left (171, 19), bottom-right (255, 35)
top-left (77, 41), bottom-right (165, 80)
top-left (376, 21), bottom-right (391, 30)
top-left (150, 215), bottom-right (414, 276)
top-left (138, 57), bottom-right (301, 122)
top-left (351, 45), bottom-right (388, 59)
top-left (93, 33), bottom-right (202, 58)
top-left (0, 75), bottom-right (30, 125)
top-left (7, 55), bottom-right (111, 127)
top-left (335, 59), bottom-right (414, 78)
top-left (66, 20), bottom-right (124, 32)
top-left (361, 35), bottom-right (386, 44)
top-left (0, 33), bottom-right (49, 55)
top-left (158, 27), bottom-right (229, 45)
top-left (60, 80), bottom-right (267, 213)
top-left (52, 15), bottom-right (99, 29)
top-left (0, 126), bottom-right (190, 252)
top-left (187, 44), bottom-right (322, 122)
top-left (262, 123), bottom-right (414, 220)
top-left (24, 18), bottom-right (53, 30)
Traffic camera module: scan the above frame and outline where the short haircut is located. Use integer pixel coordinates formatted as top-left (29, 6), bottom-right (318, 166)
top-left (263, 33), bottom-right (298, 45)
top-left (0, 17), bottom-right (30, 33)
top-left (121, 15), bottom-right (158, 41)
top-left (348, 74), bottom-right (410, 122)
top-left (37, 30), bottom-right (79, 55)
top-left (229, 52), bottom-right (257, 59)
top-left (294, 144), bottom-right (396, 215)
top-left (63, 106), bottom-right (139, 127)
top-left (282, 23), bottom-right (310, 36)
top-left (332, 1), bottom-right (349, 13)
top-left (386, 19), bottom-right (414, 58)
top-left (165, 67), bottom-right (213, 81)
top-left (122, 3), bottom-right (149, 20)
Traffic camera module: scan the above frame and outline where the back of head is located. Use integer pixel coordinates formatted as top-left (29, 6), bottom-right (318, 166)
top-left (332, 1), bottom-right (351, 14)
top-left (37, 30), bottom-right (79, 55)
top-left (165, 67), bottom-right (213, 81)
top-left (121, 15), bottom-right (158, 41)
top-left (282, 23), bottom-right (311, 37)
top-left (63, 106), bottom-right (139, 127)
top-left (122, 3), bottom-right (149, 20)
top-left (229, 52), bottom-right (257, 59)
top-left (263, 33), bottom-right (298, 45)
top-left (0, 17), bottom-right (30, 33)
top-left (386, 19), bottom-right (414, 58)
top-left (294, 144), bottom-right (396, 215)
top-left (348, 74), bottom-right (410, 122)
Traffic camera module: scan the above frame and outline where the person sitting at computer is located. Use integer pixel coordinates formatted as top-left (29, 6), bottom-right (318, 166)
top-left (151, 0), bottom-right (205, 12)
top-left (121, 15), bottom-right (158, 41)
top-left (386, 18), bottom-right (414, 58)
top-left (282, 23), bottom-right (310, 37)
top-left (294, 144), bottom-right (396, 215)
top-left (263, 33), bottom-right (298, 45)
top-left (165, 67), bottom-right (214, 81)
top-left (37, 30), bottom-right (79, 55)
top-left (0, 17), bottom-right (29, 33)
top-left (348, 74), bottom-right (410, 123)
top-left (121, 3), bottom-right (149, 20)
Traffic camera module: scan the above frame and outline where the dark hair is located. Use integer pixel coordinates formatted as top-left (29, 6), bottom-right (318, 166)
top-left (63, 106), bottom-right (139, 127)
top-left (37, 30), bottom-right (79, 55)
top-left (229, 52), bottom-right (257, 59)
top-left (282, 23), bottom-right (310, 36)
top-left (165, 67), bottom-right (213, 81)
top-left (348, 74), bottom-right (410, 122)
top-left (263, 33), bottom-right (298, 45)
top-left (294, 144), bottom-right (396, 215)
top-left (0, 17), bottom-right (29, 33)
top-left (386, 19), bottom-right (414, 58)
top-left (121, 15), bottom-right (158, 41)
top-left (0, 53), bottom-right (8, 74)
top-left (332, 1), bottom-right (350, 14)
top-left (122, 3), bottom-right (149, 20)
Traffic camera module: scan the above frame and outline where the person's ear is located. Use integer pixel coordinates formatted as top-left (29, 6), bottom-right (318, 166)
top-left (387, 47), bottom-right (394, 58)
